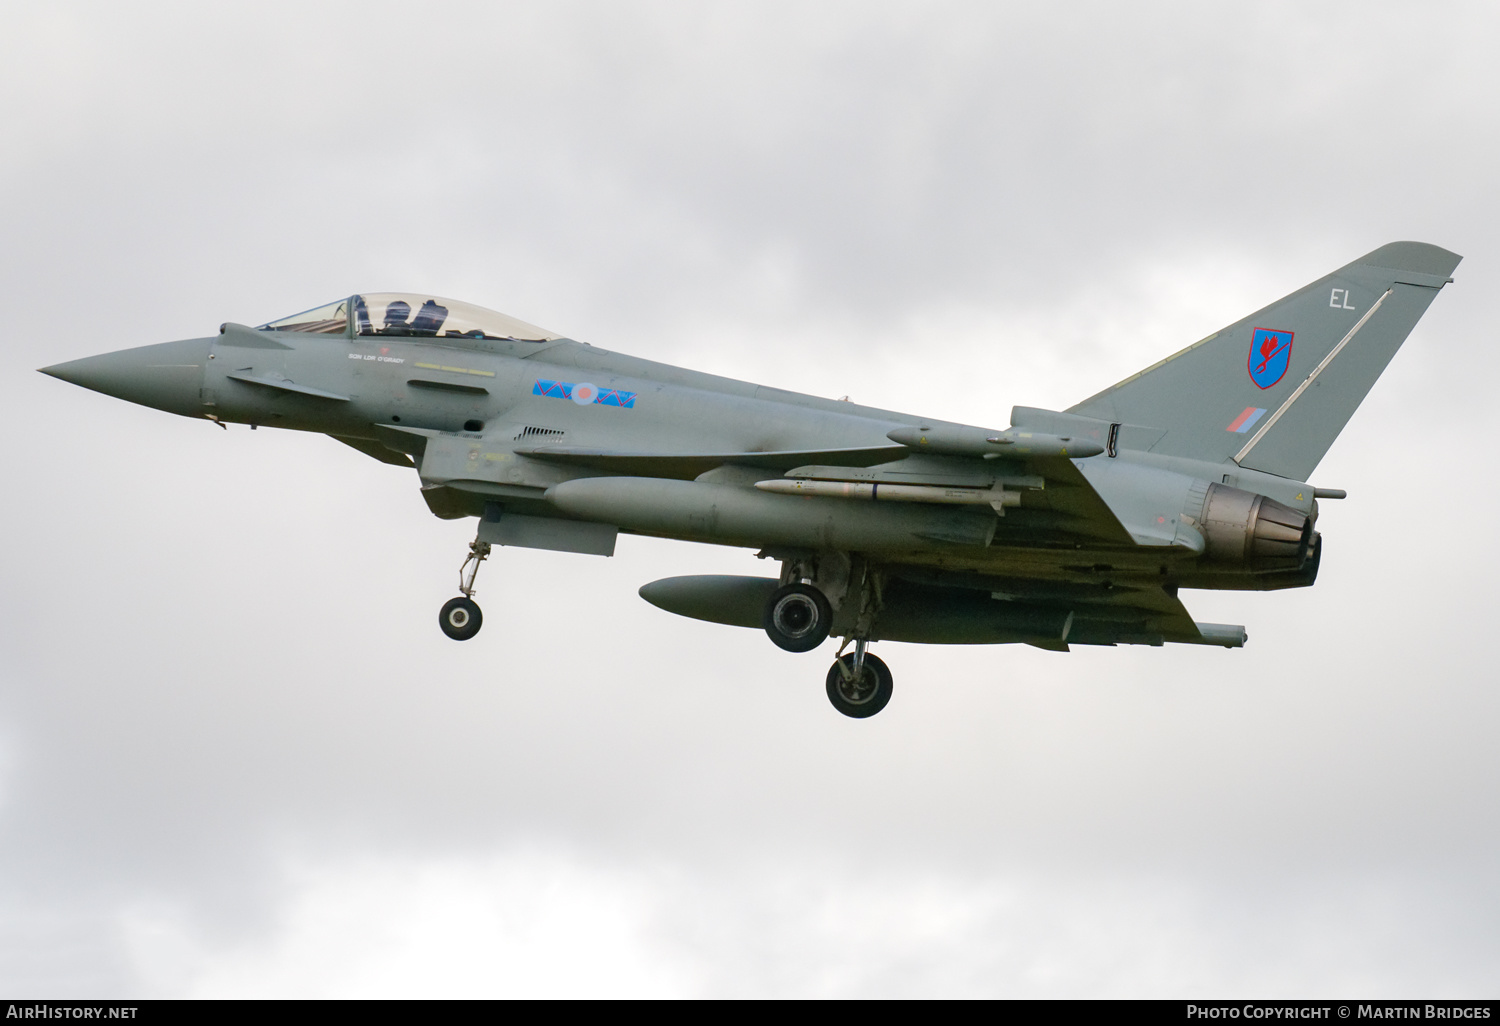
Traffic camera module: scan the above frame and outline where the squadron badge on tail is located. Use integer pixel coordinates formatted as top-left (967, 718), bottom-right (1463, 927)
top-left (1248, 328), bottom-right (1294, 388)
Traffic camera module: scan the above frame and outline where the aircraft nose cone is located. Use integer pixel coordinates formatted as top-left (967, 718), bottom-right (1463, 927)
top-left (40, 337), bottom-right (214, 417)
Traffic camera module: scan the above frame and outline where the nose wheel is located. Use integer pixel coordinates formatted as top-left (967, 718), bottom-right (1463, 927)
top-left (439, 539), bottom-right (491, 641)
top-left (439, 596), bottom-right (482, 640)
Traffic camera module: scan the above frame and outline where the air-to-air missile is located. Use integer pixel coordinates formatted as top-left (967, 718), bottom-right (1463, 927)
top-left (38, 242), bottom-right (1460, 717)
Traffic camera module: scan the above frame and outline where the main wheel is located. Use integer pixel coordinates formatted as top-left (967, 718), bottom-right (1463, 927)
top-left (763, 583), bottom-right (833, 652)
top-left (825, 652), bottom-right (893, 718)
top-left (439, 596), bottom-right (483, 641)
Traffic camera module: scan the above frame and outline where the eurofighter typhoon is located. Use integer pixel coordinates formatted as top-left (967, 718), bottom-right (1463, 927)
top-left (40, 242), bottom-right (1459, 717)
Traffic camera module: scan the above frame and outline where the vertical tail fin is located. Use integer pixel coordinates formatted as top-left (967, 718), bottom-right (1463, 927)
top-left (1068, 242), bottom-right (1461, 480)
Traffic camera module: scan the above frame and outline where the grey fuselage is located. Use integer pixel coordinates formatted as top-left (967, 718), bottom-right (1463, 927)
top-left (52, 320), bottom-right (1317, 597)
top-left (41, 243), bottom-right (1464, 659)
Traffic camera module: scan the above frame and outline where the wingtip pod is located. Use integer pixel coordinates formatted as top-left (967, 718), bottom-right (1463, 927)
top-left (1190, 622), bottom-right (1248, 648)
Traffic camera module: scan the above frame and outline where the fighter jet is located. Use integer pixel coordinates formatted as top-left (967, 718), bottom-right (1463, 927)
top-left (39, 242), bottom-right (1459, 717)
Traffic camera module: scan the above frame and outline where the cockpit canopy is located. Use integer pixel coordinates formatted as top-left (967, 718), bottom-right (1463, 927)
top-left (258, 293), bottom-right (561, 342)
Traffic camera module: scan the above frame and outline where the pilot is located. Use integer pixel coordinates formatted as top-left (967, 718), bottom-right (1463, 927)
top-left (383, 300), bottom-right (412, 335)
top-left (409, 299), bottom-right (449, 336)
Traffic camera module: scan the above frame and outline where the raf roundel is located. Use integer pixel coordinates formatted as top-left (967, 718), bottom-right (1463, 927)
top-left (571, 382), bottom-right (598, 405)
top-left (1248, 328), bottom-right (1294, 389)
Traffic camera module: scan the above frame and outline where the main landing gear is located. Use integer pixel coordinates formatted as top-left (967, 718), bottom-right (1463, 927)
top-left (763, 583), bottom-right (833, 652)
top-left (826, 640), bottom-right (893, 719)
top-left (439, 539), bottom-right (490, 641)
top-left (762, 554), bottom-right (894, 718)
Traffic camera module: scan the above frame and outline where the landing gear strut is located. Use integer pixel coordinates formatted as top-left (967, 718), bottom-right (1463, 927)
top-left (439, 539), bottom-right (490, 641)
top-left (826, 639), bottom-right (893, 718)
top-left (760, 553), bottom-right (896, 716)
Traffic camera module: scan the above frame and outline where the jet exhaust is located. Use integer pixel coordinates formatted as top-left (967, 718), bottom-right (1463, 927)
top-left (1197, 483), bottom-right (1314, 569)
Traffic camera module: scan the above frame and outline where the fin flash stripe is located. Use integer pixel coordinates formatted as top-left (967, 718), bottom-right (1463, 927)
top-left (1227, 407), bottom-right (1267, 434)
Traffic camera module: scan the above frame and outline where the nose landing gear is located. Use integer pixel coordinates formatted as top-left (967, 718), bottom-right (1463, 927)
top-left (439, 595), bottom-right (482, 640)
top-left (439, 539), bottom-right (490, 641)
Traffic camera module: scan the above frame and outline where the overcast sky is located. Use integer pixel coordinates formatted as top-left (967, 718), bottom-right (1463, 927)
top-left (2, 0), bottom-right (1497, 997)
